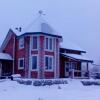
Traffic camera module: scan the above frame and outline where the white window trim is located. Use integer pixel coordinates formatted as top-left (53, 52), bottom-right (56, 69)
top-left (31, 54), bottom-right (38, 71)
top-left (45, 37), bottom-right (53, 51)
top-left (44, 55), bottom-right (54, 71)
top-left (19, 38), bottom-right (24, 49)
top-left (18, 58), bottom-right (24, 70)
top-left (65, 62), bottom-right (77, 71)
top-left (32, 36), bottom-right (39, 51)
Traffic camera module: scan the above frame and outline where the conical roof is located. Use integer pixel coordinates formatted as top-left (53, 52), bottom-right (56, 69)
top-left (23, 16), bottom-right (58, 35)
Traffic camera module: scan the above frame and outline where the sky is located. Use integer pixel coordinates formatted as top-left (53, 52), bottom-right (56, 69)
top-left (0, 0), bottom-right (100, 64)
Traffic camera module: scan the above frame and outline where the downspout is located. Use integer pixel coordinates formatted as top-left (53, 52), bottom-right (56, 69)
top-left (28, 36), bottom-right (31, 78)
top-left (13, 36), bottom-right (15, 74)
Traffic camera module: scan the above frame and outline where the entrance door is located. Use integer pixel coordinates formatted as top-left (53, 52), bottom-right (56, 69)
top-left (65, 62), bottom-right (70, 77)
top-left (65, 62), bottom-right (76, 78)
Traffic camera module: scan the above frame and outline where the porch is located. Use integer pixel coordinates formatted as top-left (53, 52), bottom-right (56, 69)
top-left (0, 53), bottom-right (13, 77)
top-left (60, 53), bottom-right (93, 78)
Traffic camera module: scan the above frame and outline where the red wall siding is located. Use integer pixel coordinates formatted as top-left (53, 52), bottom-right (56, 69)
top-left (3, 33), bottom-right (16, 57)
top-left (38, 36), bottom-right (45, 78)
top-left (44, 72), bottom-right (54, 78)
top-left (24, 36), bottom-right (30, 78)
top-left (15, 38), bottom-right (25, 77)
top-left (45, 51), bottom-right (54, 56)
top-left (31, 71), bottom-right (38, 78)
top-left (56, 38), bottom-right (59, 78)
top-left (31, 50), bottom-right (38, 54)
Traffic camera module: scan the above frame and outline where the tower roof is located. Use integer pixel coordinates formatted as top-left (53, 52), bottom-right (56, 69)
top-left (23, 16), bottom-right (58, 35)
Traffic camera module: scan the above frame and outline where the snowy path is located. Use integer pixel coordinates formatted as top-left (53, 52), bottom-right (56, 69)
top-left (0, 79), bottom-right (100, 100)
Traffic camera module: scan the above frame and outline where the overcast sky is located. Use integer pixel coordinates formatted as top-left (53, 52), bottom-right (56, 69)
top-left (0, 0), bottom-right (100, 64)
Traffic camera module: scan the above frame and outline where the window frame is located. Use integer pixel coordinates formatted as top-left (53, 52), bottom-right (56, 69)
top-left (45, 37), bottom-right (53, 51)
top-left (45, 55), bottom-right (53, 71)
top-left (32, 36), bottom-right (38, 50)
top-left (19, 38), bottom-right (24, 49)
top-left (31, 55), bottom-right (38, 71)
top-left (18, 58), bottom-right (24, 70)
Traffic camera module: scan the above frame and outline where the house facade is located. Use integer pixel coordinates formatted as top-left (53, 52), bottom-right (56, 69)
top-left (0, 16), bottom-right (93, 79)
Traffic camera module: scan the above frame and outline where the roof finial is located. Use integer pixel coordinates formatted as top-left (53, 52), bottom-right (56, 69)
top-left (38, 10), bottom-right (46, 16)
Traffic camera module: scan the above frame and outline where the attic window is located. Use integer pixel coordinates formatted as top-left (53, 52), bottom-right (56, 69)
top-left (19, 38), bottom-right (24, 49)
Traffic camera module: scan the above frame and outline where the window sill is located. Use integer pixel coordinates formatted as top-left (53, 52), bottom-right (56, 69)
top-left (31, 69), bottom-right (38, 71)
top-left (18, 68), bottom-right (24, 70)
top-left (45, 70), bottom-right (54, 72)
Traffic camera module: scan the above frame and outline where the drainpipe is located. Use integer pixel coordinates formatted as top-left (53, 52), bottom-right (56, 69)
top-left (12, 36), bottom-right (15, 74)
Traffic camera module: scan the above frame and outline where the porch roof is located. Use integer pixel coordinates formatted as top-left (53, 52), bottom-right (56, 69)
top-left (0, 53), bottom-right (12, 61)
top-left (61, 53), bottom-right (93, 63)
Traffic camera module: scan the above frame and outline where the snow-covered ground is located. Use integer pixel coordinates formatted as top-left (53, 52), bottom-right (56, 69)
top-left (0, 79), bottom-right (100, 100)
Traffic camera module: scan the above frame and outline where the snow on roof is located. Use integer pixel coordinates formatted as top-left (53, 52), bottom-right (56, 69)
top-left (11, 16), bottom-right (60, 37)
top-left (61, 53), bottom-right (93, 62)
top-left (0, 53), bottom-right (12, 60)
top-left (22, 16), bottom-right (59, 35)
top-left (60, 42), bottom-right (85, 52)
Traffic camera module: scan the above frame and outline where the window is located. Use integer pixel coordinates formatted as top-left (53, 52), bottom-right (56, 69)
top-left (46, 38), bottom-right (48, 49)
top-left (19, 38), bottom-right (24, 49)
top-left (32, 56), bottom-right (37, 70)
top-left (49, 38), bottom-right (52, 50)
top-left (18, 58), bottom-right (24, 69)
top-left (71, 62), bottom-right (77, 70)
top-left (33, 36), bottom-right (37, 49)
top-left (45, 56), bottom-right (53, 70)
top-left (45, 37), bottom-right (53, 50)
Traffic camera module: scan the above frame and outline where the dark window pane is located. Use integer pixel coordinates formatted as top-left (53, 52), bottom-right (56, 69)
top-left (45, 57), bottom-right (48, 69)
top-left (20, 59), bottom-right (24, 67)
top-left (32, 56), bottom-right (37, 69)
top-left (33, 37), bottom-right (37, 49)
top-left (49, 38), bottom-right (52, 50)
top-left (49, 57), bottom-right (52, 69)
top-left (45, 57), bottom-right (53, 70)
top-left (19, 38), bottom-right (24, 49)
top-left (46, 38), bottom-right (48, 49)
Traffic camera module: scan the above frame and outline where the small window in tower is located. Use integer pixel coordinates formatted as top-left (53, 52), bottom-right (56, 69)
top-left (32, 56), bottom-right (37, 70)
top-left (19, 38), bottom-right (24, 49)
top-left (49, 38), bottom-right (53, 50)
top-left (45, 37), bottom-right (53, 50)
top-left (46, 38), bottom-right (48, 49)
top-left (33, 36), bottom-right (37, 49)
top-left (45, 56), bottom-right (53, 71)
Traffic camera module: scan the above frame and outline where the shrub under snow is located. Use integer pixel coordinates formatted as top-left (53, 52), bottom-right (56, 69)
top-left (17, 79), bottom-right (68, 86)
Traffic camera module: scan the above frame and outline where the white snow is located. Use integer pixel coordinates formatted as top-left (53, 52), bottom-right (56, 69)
top-left (0, 79), bottom-right (100, 100)
top-left (0, 53), bottom-right (12, 60)
top-left (60, 42), bottom-right (85, 52)
top-left (11, 74), bottom-right (21, 78)
top-left (62, 53), bottom-right (92, 62)
top-left (21, 16), bottom-right (59, 35)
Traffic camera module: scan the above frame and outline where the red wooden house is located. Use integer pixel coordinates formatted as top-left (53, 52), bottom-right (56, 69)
top-left (0, 16), bottom-right (93, 79)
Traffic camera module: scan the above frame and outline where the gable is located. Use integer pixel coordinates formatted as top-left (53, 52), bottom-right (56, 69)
top-left (0, 29), bottom-right (16, 57)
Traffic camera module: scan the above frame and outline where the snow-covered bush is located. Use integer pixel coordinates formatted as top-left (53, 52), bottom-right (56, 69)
top-left (24, 80), bottom-right (32, 85)
top-left (42, 80), bottom-right (53, 86)
top-left (81, 81), bottom-right (93, 86)
top-left (16, 79), bottom-right (68, 86)
top-left (17, 79), bottom-right (24, 84)
top-left (81, 80), bottom-right (100, 86)
top-left (93, 82), bottom-right (100, 85)
top-left (33, 81), bottom-right (42, 86)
